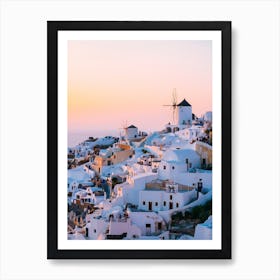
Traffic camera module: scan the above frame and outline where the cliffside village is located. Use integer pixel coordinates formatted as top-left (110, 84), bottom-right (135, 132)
top-left (68, 98), bottom-right (213, 240)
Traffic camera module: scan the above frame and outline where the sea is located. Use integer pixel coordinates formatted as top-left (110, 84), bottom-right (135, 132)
top-left (68, 129), bottom-right (119, 147)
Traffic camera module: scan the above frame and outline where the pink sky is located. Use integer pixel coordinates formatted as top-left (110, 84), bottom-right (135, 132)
top-left (68, 40), bottom-right (212, 135)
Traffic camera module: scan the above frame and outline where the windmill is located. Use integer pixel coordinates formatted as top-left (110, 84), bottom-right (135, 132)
top-left (118, 120), bottom-right (128, 142)
top-left (163, 88), bottom-right (178, 124)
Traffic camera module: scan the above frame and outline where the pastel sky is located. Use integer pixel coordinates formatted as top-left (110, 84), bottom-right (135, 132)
top-left (68, 40), bottom-right (212, 135)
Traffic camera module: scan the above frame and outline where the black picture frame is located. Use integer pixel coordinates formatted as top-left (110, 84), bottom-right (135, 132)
top-left (47, 21), bottom-right (231, 259)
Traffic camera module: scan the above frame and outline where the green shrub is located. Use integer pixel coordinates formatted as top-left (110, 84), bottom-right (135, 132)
top-left (190, 200), bottom-right (212, 222)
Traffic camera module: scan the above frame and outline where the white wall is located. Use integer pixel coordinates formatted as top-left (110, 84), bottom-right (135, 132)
top-left (139, 189), bottom-right (196, 211)
top-left (121, 172), bottom-right (158, 205)
top-left (177, 106), bottom-right (192, 125)
top-left (0, 1), bottom-right (279, 280)
top-left (109, 221), bottom-right (129, 235)
top-left (126, 127), bottom-right (138, 139)
top-left (129, 212), bottom-right (164, 235)
top-left (86, 218), bottom-right (107, 240)
top-left (175, 172), bottom-right (212, 189)
top-left (158, 160), bottom-right (203, 181)
top-left (162, 191), bottom-right (195, 209)
top-left (108, 219), bottom-right (142, 238)
top-left (144, 145), bottom-right (163, 158)
top-left (176, 127), bottom-right (200, 140)
top-left (139, 190), bottom-right (164, 211)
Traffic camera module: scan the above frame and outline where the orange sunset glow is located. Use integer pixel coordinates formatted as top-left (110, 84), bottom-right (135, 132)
top-left (68, 40), bottom-right (212, 140)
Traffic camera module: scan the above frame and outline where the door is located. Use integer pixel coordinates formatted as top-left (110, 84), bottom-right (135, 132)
top-left (148, 201), bottom-right (152, 211)
top-left (169, 202), bottom-right (173, 210)
top-left (146, 224), bottom-right (151, 235)
top-left (156, 222), bottom-right (162, 233)
top-left (202, 158), bottom-right (206, 168)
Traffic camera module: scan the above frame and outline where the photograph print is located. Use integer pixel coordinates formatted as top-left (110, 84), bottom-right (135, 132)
top-left (48, 21), bottom-right (231, 259)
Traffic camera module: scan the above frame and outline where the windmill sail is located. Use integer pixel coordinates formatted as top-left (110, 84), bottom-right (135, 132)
top-left (163, 88), bottom-right (178, 124)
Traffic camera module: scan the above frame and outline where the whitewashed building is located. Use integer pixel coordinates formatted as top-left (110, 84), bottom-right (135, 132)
top-left (176, 126), bottom-right (202, 141)
top-left (124, 125), bottom-right (138, 140)
top-left (165, 98), bottom-right (193, 133)
top-left (114, 172), bottom-right (158, 206)
top-left (138, 183), bottom-right (197, 211)
top-left (86, 217), bottom-right (107, 240)
top-left (177, 99), bottom-right (192, 126)
top-left (86, 207), bottom-right (166, 239)
top-left (107, 217), bottom-right (141, 239)
top-left (151, 159), bottom-right (161, 172)
top-left (158, 148), bottom-right (201, 180)
top-left (68, 180), bottom-right (78, 194)
top-left (71, 187), bottom-right (98, 206)
top-left (129, 211), bottom-right (167, 237)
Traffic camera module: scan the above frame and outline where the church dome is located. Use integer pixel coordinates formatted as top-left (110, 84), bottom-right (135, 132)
top-left (162, 148), bottom-right (200, 163)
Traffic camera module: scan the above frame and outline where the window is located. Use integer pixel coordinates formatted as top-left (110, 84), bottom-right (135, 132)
top-left (163, 165), bottom-right (166, 170)
top-left (94, 229), bottom-right (96, 233)
top-left (172, 166), bottom-right (175, 170)
top-left (158, 222), bottom-right (162, 230)
top-left (146, 224), bottom-right (151, 228)
top-left (163, 201), bottom-right (166, 206)
top-left (185, 158), bottom-right (189, 164)
top-left (155, 202), bottom-right (158, 206)
top-left (170, 195), bottom-right (172, 200)
top-left (176, 203), bottom-right (179, 208)
top-left (143, 201), bottom-right (146, 205)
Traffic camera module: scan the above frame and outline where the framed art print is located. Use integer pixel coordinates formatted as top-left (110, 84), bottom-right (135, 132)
top-left (47, 21), bottom-right (231, 259)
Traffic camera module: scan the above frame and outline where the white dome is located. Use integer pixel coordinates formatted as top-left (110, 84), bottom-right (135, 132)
top-left (162, 149), bottom-right (200, 163)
